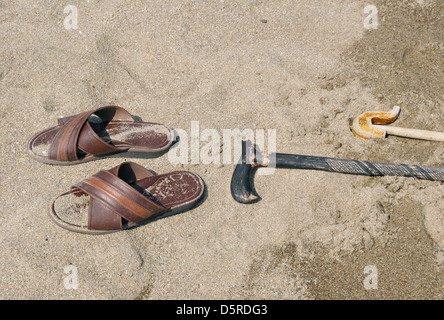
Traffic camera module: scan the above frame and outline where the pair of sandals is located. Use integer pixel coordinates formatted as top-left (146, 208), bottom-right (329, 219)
top-left (27, 106), bottom-right (205, 234)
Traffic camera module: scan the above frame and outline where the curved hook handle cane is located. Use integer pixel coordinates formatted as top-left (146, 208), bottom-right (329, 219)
top-left (231, 140), bottom-right (444, 204)
top-left (230, 139), bottom-right (269, 204)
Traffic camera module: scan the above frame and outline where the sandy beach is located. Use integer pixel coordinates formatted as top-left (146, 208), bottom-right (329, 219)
top-left (0, 0), bottom-right (443, 299)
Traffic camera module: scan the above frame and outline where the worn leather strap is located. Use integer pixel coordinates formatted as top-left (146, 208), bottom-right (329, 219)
top-left (72, 162), bottom-right (167, 231)
top-left (48, 106), bottom-right (135, 161)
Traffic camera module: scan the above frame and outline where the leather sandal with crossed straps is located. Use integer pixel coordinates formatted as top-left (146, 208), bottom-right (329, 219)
top-left (27, 106), bottom-right (175, 165)
top-left (49, 162), bottom-right (205, 234)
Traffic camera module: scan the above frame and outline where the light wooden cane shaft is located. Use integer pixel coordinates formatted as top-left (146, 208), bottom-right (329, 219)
top-left (374, 125), bottom-right (444, 142)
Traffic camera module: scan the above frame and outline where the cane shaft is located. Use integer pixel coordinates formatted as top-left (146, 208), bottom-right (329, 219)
top-left (269, 153), bottom-right (444, 182)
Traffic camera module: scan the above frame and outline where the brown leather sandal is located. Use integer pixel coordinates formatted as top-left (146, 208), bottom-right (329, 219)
top-left (27, 106), bottom-right (174, 165)
top-left (50, 162), bottom-right (205, 234)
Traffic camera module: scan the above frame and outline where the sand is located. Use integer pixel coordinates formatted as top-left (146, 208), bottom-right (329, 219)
top-left (0, 0), bottom-right (443, 299)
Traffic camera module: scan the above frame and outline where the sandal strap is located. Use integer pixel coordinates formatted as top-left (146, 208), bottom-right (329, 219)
top-left (48, 106), bottom-right (134, 161)
top-left (73, 163), bottom-right (167, 231)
